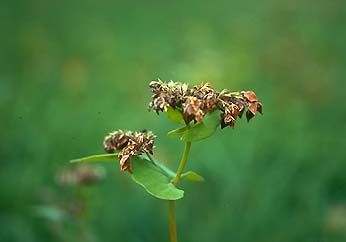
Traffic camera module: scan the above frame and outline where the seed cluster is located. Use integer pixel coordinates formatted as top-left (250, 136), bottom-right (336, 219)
top-left (148, 80), bottom-right (262, 128)
top-left (103, 130), bottom-right (155, 172)
top-left (57, 165), bottom-right (105, 186)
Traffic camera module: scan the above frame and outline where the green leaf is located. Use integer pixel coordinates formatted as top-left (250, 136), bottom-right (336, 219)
top-left (151, 159), bottom-right (176, 179)
top-left (181, 171), bottom-right (205, 182)
top-left (70, 153), bottom-right (117, 163)
top-left (167, 126), bottom-right (189, 137)
top-left (181, 111), bottom-right (220, 142)
top-left (131, 156), bottom-right (184, 200)
top-left (167, 107), bottom-right (184, 124)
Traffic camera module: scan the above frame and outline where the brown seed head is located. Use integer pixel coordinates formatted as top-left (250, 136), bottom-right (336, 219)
top-left (103, 130), bottom-right (134, 153)
top-left (183, 96), bottom-right (204, 123)
top-left (103, 130), bottom-right (156, 172)
top-left (148, 79), bottom-right (263, 128)
top-left (57, 165), bottom-right (105, 186)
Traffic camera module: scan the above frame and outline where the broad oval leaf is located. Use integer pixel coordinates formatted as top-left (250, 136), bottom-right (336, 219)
top-left (70, 153), bottom-right (117, 163)
top-left (181, 111), bottom-right (220, 142)
top-left (131, 156), bottom-right (184, 200)
top-left (167, 107), bottom-right (184, 124)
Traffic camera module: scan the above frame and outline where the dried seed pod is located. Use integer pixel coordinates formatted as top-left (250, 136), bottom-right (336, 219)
top-left (242, 91), bottom-right (258, 102)
top-left (241, 91), bottom-right (263, 122)
top-left (118, 151), bottom-right (132, 172)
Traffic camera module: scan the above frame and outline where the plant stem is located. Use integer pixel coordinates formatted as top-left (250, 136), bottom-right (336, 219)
top-left (169, 200), bottom-right (177, 242)
top-left (171, 142), bottom-right (191, 185)
top-left (168, 141), bottom-right (192, 242)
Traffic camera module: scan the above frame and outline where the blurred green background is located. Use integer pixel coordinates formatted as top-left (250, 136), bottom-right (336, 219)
top-left (1, 0), bottom-right (345, 241)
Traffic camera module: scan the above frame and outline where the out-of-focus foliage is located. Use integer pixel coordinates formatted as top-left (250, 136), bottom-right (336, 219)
top-left (1, 0), bottom-right (345, 242)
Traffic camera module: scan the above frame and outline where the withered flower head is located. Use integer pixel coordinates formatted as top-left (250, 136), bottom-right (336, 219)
top-left (103, 130), bottom-right (134, 153)
top-left (191, 83), bottom-right (218, 113)
top-left (217, 89), bottom-right (263, 127)
top-left (241, 91), bottom-right (263, 122)
top-left (183, 96), bottom-right (204, 123)
top-left (149, 80), bottom-right (188, 112)
top-left (148, 79), bottom-right (263, 129)
top-left (57, 165), bottom-right (105, 186)
top-left (149, 80), bottom-right (217, 123)
top-left (103, 130), bottom-right (156, 172)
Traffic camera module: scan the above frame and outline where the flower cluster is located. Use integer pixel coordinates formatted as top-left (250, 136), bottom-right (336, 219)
top-left (103, 130), bottom-right (155, 172)
top-left (57, 165), bottom-right (105, 186)
top-left (218, 89), bottom-right (262, 128)
top-left (148, 80), bottom-right (262, 128)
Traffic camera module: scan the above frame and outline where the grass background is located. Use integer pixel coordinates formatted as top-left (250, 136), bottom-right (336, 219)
top-left (1, 0), bottom-right (345, 241)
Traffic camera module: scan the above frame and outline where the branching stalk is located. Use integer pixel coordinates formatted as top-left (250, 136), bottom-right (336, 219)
top-left (171, 142), bottom-right (191, 185)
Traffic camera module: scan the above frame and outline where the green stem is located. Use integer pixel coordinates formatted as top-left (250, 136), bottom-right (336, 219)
top-left (168, 141), bottom-right (192, 242)
top-left (171, 142), bottom-right (191, 185)
top-left (169, 200), bottom-right (177, 242)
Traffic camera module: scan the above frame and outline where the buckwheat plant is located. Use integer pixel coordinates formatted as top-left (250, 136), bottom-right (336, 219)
top-left (71, 80), bottom-right (262, 242)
